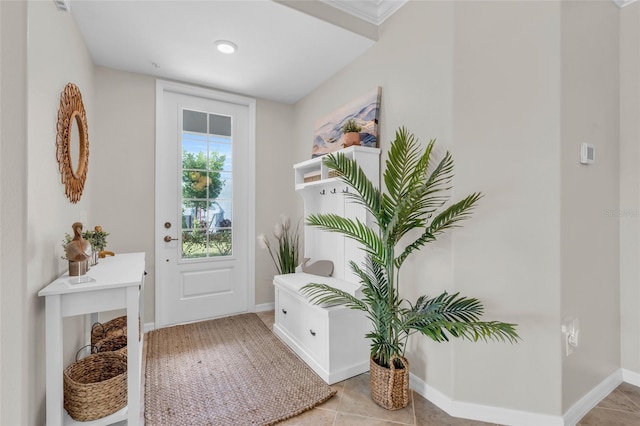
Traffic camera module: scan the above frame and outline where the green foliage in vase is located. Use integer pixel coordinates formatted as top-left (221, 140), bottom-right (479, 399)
top-left (341, 118), bottom-right (362, 134)
top-left (301, 127), bottom-right (520, 369)
top-left (83, 229), bottom-right (109, 252)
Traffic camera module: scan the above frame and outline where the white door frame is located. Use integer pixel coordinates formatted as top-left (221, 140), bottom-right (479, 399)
top-left (154, 79), bottom-right (256, 326)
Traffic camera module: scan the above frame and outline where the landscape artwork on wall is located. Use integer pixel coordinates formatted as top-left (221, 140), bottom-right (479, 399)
top-left (311, 86), bottom-right (381, 158)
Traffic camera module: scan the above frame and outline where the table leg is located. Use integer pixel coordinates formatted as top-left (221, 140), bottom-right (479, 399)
top-left (45, 294), bottom-right (64, 426)
top-left (126, 286), bottom-right (140, 425)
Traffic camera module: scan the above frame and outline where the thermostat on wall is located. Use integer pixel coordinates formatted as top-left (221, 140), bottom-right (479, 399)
top-left (580, 143), bottom-right (595, 165)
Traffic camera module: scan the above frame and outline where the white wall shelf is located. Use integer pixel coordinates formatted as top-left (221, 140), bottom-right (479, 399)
top-left (294, 145), bottom-right (380, 190)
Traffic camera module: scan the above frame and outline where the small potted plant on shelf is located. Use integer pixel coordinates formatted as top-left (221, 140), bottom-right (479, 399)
top-left (341, 118), bottom-right (362, 148)
top-left (301, 127), bottom-right (520, 410)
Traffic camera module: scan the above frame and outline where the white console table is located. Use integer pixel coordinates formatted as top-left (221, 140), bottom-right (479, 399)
top-left (38, 252), bottom-right (145, 426)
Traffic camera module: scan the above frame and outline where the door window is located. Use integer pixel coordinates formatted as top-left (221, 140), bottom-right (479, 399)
top-left (181, 109), bottom-right (233, 259)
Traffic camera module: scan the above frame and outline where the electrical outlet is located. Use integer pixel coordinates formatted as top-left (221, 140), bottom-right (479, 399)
top-left (562, 317), bottom-right (580, 356)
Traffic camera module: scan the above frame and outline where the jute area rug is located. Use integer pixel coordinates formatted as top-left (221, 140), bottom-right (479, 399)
top-left (144, 313), bottom-right (336, 425)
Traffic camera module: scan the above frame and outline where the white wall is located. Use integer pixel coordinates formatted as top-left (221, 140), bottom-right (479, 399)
top-left (560, 0), bottom-right (620, 411)
top-left (92, 67), bottom-right (156, 321)
top-left (0, 2), bottom-right (28, 424)
top-left (452, 0), bottom-right (563, 413)
top-left (25, 1), bottom-right (96, 424)
top-left (255, 99), bottom-right (296, 305)
top-left (620, 1), bottom-right (640, 377)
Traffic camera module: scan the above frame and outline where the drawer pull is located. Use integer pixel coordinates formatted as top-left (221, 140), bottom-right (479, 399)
top-left (281, 309), bottom-right (287, 315)
top-left (309, 329), bottom-right (316, 336)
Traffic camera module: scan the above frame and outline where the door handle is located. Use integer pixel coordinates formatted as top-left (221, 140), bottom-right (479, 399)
top-left (164, 235), bottom-right (178, 243)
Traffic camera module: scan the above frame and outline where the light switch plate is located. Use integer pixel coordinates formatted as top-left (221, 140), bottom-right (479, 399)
top-left (580, 143), bottom-right (595, 165)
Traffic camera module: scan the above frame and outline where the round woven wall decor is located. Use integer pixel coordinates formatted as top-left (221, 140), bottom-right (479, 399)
top-left (56, 83), bottom-right (89, 204)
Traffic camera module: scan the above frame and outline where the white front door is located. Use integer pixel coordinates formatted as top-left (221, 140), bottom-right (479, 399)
top-left (155, 81), bottom-right (255, 328)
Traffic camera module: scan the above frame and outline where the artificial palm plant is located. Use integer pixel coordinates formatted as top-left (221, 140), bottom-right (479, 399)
top-left (301, 127), bottom-right (519, 407)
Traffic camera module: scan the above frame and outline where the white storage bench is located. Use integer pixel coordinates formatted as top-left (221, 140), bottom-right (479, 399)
top-left (273, 272), bottom-right (370, 384)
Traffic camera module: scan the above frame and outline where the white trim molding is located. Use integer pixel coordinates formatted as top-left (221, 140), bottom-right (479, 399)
top-left (613, 0), bottom-right (639, 7)
top-left (563, 370), bottom-right (622, 426)
top-left (255, 302), bottom-right (275, 312)
top-left (409, 373), bottom-right (564, 426)
top-left (622, 368), bottom-right (640, 388)
top-left (410, 369), bottom-right (626, 426)
top-left (320, 0), bottom-right (407, 25)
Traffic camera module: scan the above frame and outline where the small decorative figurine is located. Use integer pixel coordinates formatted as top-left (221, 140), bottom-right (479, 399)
top-left (66, 222), bottom-right (92, 276)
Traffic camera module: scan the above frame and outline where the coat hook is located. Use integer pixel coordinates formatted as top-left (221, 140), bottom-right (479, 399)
top-left (330, 188), bottom-right (337, 194)
top-left (342, 187), bottom-right (349, 193)
top-left (320, 189), bottom-right (325, 195)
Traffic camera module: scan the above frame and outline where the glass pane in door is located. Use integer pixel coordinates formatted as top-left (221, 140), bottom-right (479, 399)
top-left (181, 109), bottom-right (233, 259)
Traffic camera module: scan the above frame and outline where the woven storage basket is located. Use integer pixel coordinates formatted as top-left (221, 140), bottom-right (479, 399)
top-left (369, 356), bottom-right (410, 410)
top-left (63, 351), bottom-right (128, 421)
top-left (94, 329), bottom-right (128, 354)
top-left (91, 315), bottom-right (140, 346)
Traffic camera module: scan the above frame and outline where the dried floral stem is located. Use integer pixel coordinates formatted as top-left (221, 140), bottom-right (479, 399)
top-left (258, 215), bottom-right (301, 274)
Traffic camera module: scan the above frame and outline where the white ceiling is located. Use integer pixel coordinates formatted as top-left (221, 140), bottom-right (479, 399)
top-left (70, 0), bottom-right (406, 104)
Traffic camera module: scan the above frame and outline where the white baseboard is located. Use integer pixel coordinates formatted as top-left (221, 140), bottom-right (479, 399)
top-left (255, 302), bottom-right (275, 312)
top-left (410, 373), bottom-right (564, 426)
top-left (622, 368), bottom-right (640, 387)
top-left (410, 368), bottom-right (626, 426)
top-left (143, 306), bottom-right (276, 332)
top-left (563, 369), bottom-right (622, 426)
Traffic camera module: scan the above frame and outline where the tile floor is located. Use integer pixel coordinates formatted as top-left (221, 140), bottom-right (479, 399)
top-left (578, 382), bottom-right (640, 426)
top-left (256, 310), bottom-right (640, 426)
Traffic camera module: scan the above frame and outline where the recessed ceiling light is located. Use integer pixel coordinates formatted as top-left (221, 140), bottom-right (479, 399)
top-left (215, 40), bottom-right (237, 55)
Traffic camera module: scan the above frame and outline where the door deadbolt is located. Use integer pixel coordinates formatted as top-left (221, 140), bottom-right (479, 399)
top-left (164, 222), bottom-right (172, 229)
top-left (164, 235), bottom-right (178, 242)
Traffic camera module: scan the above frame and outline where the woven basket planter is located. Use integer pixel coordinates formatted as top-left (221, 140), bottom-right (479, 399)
top-left (63, 351), bottom-right (128, 421)
top-left (369, 356), bottom-right (410, 410)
